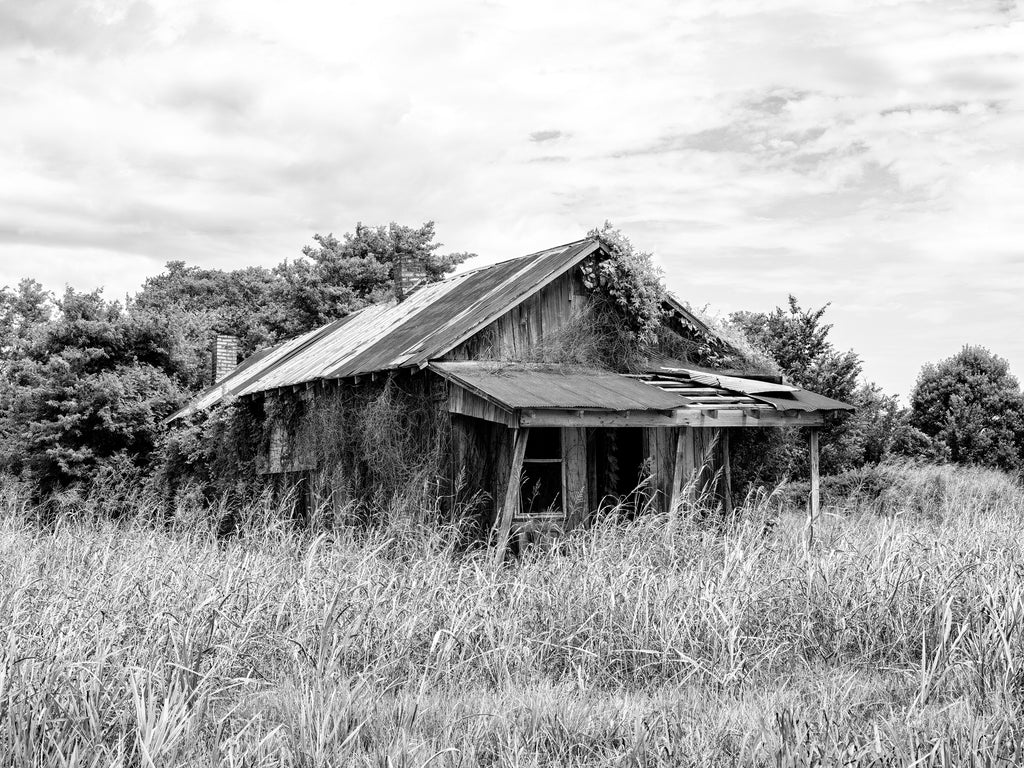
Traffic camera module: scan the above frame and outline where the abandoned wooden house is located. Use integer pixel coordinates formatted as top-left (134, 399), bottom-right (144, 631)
top-left (170, 238), bottom-right (852, 550)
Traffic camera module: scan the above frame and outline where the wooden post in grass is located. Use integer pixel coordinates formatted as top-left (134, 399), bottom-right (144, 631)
top-left (493, 427), bottom-right (529, 565)
top-left (669, 429), bottom-right (685, 513)
top-left (807, 427), bottom-right (820, 547)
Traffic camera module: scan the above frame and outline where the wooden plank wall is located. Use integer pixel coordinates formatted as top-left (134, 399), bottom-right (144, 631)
top-left (643, 427), bottom-right (679, 512)
top-left (449, 417), bottom-right (518, 535)
top-left (691, 427), bottom-right (725, 508)
top-left (443, 269), bottom-right (589, 361)
top-left (450, 414), bottom-right (506, 534)
top-left (642, 426), bottom-right (726, 513)
top-left (448, 385), bottom-right (516, 426)
top-left (262, 416), bottom-right (316, 475)
top-left (562, 427), bottom-right (588, 528)
top-left (452, 420), bottom-right (732, 531)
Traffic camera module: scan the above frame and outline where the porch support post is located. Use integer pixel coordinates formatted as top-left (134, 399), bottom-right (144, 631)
top-left (669, 428), bottom-right (685, 513)
top-left (669, 428), bottom-right (697, 512)
top-left (722, 428), bottom-right (732, 516)
top-left (493, 427), bottom-right (529, 565)
top-left (807, 427), bottom-right (820, 546)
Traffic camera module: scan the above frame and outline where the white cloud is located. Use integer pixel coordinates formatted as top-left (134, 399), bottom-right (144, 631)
top-left (0, 0), bottom-right (1022, 396)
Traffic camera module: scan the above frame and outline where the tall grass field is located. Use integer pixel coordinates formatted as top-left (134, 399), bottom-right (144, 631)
top-left (2, 463), bottom-right (1024, 766)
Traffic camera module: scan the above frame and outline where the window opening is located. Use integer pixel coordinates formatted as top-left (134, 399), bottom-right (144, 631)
top-left (521, 427), bottom-right (563, 516)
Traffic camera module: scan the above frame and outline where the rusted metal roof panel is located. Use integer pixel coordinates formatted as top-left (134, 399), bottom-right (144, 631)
top-left (431, 362), bottom-right (686, 411)
top-left (168, 239), bottom-right (601, 419)
top-left (167, 318), bottom-right (354, 420)
top-left (326, 239), bottom-right (600, 377)
top-left (434, 362), bottom-right (853, 414)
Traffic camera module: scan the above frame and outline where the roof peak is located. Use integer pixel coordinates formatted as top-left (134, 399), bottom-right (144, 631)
top-left (443, 236), bottom-right (599, 282)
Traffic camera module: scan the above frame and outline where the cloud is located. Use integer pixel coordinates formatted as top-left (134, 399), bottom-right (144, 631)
top-left (0, 0), bottom-right (159, 55)
top-left (0, 0), bottom-right (1022, 396)
top-left (529, 130), bottom-right (565, 142)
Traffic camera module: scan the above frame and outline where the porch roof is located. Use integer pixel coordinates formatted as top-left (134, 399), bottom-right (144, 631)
top-left (429, 362), bottom-right (685, 411)
top-left (430, 362), bottom-right (853, 428)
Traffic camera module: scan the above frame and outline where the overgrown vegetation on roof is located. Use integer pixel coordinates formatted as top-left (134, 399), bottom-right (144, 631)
top-left (579, 222), bottom-right (771, 374)
top-left (582, 223), bottom-right (666, 351)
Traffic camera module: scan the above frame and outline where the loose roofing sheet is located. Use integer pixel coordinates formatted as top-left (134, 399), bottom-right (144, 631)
top-left (648, 364), bottom-right (855, 412)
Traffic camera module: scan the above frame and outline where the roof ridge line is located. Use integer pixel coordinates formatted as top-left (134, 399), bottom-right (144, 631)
top-left (441, 236), bottom-right (597, 282)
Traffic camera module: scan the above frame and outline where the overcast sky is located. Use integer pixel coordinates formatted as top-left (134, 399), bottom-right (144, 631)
top-left (2, 0), bottom-right (1022, 397)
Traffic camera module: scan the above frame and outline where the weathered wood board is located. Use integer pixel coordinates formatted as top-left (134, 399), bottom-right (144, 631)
top-left (444, 269), bottom-right (589, 362)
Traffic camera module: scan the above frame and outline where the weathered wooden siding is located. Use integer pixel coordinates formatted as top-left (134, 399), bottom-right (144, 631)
top-left (448, 415), bottom-right (520, 536)
top-left (449, 413), bottom-right (498, 530)
top-left (448, 419), bottom-right (592, 535)
top-left (642, 426), bottom-right (726, 513)
top-left (562, 427), bottom-right (588, 528)
top-left (443, 269), bottom-right (589, 361)
top-left (263, 418), bottom-right (316, 475)
top-left (448, 385), bottom-right (516, 427)
top-left (643, 427), bottom-right (679, 511)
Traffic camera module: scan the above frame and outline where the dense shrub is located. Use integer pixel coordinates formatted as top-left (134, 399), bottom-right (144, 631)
top-left (785, 459), bottom-right (1023, 519)
top-left (0, 222), bottom-right (470, 502)
top-left (0, 288), bottom-right (187, 499)
top-left (910, 345), bottom-right (1024, 471)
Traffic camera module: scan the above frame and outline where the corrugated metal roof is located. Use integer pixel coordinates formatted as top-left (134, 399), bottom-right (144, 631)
top-left (431, 362), bottom-right (686, 411)
top-left (170, 239), bottom-right (601, 419)
top-left (434, 362), bottom-right (854, 414)
top-left (170, 236), bottom-right (854, 422)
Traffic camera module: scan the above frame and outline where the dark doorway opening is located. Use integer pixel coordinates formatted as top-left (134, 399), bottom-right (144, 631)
top-left (594, 427), bottom-right (646, 509)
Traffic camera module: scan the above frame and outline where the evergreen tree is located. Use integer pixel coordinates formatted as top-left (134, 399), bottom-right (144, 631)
top-left (909, 346), bottom-right (1024, 471)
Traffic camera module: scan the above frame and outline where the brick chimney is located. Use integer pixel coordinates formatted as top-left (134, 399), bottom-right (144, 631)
top-left (211, 333), bottom-right (239, 384)
top-left (394, 255), bottom-right (427, 301)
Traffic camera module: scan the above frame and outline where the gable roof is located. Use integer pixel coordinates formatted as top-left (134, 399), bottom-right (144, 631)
top-left (171, 238), bottom-right (606, 419)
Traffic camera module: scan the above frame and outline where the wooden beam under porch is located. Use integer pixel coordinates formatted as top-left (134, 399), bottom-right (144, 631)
top-left (519, 408), bottom-right (824, 429)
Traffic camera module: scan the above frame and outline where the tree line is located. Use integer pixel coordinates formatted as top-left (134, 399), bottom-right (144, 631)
top-left (1, 221), bottom-right (1022, 502)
